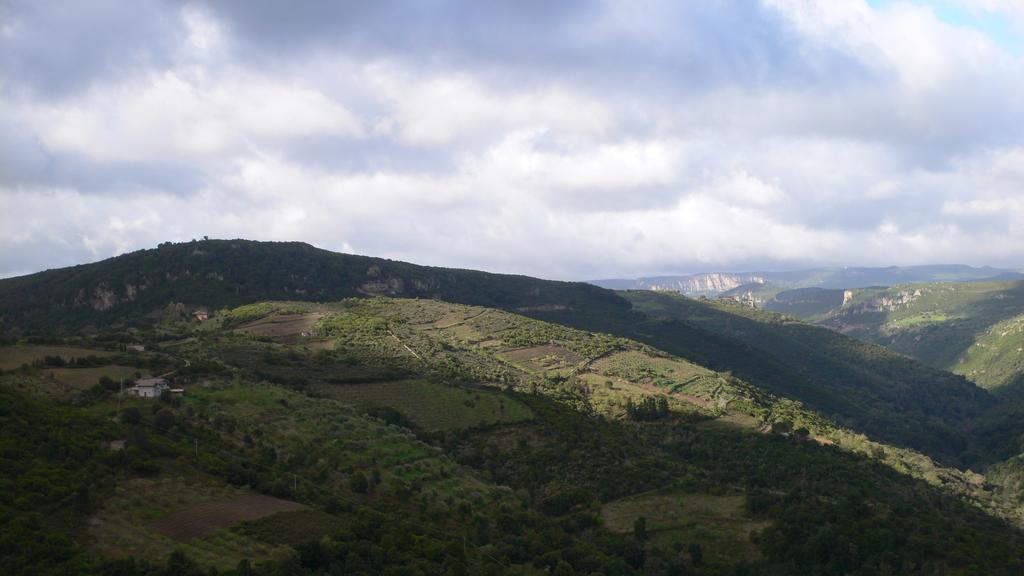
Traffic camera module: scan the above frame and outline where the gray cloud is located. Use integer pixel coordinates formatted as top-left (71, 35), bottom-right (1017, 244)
top-left (0, 0), bottom-right (179, 96)
top-left (1, 0), bottom-right (1023, 280)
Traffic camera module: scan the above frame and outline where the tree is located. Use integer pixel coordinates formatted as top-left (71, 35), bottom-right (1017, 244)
top-left (154, 410), bottom-right (176, 433)
top-left (688, 543), bottom-right (703, 566)
top-left (120, 407), bottom-right (142, 425)
top-left (634, 516), bottom-right (648, 542)
top-left (553, 560), bottom-right (576, 576)
top-left (164, 550), bottom-right (202, 576)
top-left (350, 471), bottom-right (369, 494)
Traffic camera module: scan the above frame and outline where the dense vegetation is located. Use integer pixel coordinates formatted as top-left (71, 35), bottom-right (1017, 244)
top-left (0, 239), bottom-right (627, 334)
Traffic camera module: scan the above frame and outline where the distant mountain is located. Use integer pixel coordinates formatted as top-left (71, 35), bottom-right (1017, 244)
top-left (591, 273), bottom-right (767, 296)
top-left (592, 265), bottom-right (1023, 297)
top-left (763, 280), bottom-right (1024, 392)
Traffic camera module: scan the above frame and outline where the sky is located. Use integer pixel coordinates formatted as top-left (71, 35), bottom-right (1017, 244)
top-left (2, 0), bottom-right (1024, 280)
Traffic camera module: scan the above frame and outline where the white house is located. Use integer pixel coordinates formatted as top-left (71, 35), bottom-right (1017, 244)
top-left (127, 378), bottom-right (170, 398)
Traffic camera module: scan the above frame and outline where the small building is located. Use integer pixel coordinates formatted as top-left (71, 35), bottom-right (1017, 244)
top-left (128, 344), bottom-right (145, 352)
top-left (127, 377), bottom-right (170, 398)
top-left (193, 309), bottom-right (210, 322)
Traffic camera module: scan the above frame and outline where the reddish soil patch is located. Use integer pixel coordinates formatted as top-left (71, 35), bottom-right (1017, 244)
top-left (148, 494), bottom-right (305, 541)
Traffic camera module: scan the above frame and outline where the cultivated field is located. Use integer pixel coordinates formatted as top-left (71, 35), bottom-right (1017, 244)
top-left (602, 490), bottom-right (770, 564)
top-left (90, 475), bottom-right (293, 570)
top-left (314, 379), bottom-right (534, 431)
top-left (232, 312), bottom-right (324, 344)
top-left (0, 344), bottom-right (114, 371)
top-left (500, 344), bottom-right (582, 373)
top-left (593, 351), bottom-right (716, 392)
top-left (148, 494), bottom-right (305, 541)
top-left (44, 365), bottom-right (143, 390)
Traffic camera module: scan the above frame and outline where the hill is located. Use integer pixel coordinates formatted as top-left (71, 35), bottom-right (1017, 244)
top-left (0, 239), bottom-right (627, 334)
top-left (2, 240), bottom-right (1016, 468)
top-left (538, 290), bottom-right (1018, 468)
top-left (5, 296), bottom-right (1024, 574)
top-left (763, 281), bottom-right (1024, 392)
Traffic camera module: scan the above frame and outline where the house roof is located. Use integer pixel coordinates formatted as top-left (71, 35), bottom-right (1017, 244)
top-left (134, 378), bottom-right (169, 387)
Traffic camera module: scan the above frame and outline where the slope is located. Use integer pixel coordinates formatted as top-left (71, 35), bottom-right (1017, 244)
top-left (766, 280), bottom-right (1024, 392)
top-left (530, 290), bottom-right (1010, 468)
top-left (0, 238), bottom-right (627, 334)
top-left (1, 240), bottom-right (1014, 469)
top-left (5, 296), bottom-right (1024, 575)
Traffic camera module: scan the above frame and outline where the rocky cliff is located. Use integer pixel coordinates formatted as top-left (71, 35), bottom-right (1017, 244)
top-left (634, 273), bottom-right (766, 296)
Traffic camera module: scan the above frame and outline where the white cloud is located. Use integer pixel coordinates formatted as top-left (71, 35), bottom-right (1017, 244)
top-left (366, 66), bottom-right (613, 146)
top-left (21, 69), bottom-right (363, 162)
top-left (3, 0), bottom-right (1024, 279)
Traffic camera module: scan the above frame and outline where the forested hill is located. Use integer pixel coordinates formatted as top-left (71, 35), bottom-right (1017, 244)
top-left (0, 239), bottom-right (627, 333)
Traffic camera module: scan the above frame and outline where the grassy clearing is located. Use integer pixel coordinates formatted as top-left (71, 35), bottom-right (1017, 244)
top-left (694, 412), bottom-right (762, 432)
top-left (593, 351), bottom-right (716, 391)
top-left (602, 491), bottom-right (769, 565)
top-left (239, 510), bottom-right (349, 547)
top-left (0, 345), bottom-right (113, 370)
top-left (577, 372), bottom-right (707, 419)
top-left (314, 379), bottom-right (533, 431)
top-left (888, 312), bottom-right (953, 328)
top-left (43, 365), bottom-right (144, 390)
top-left (89, 475), bottom-right (291, 570)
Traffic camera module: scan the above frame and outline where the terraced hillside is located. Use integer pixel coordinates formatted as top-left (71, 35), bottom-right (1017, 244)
top-left (6, 296), bottom-right (1024, 575)
top-left (531, 290), bottom-right (1011, 468)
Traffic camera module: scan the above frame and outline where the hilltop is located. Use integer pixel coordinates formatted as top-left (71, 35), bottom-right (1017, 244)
top-left (0, 239), bottom-right (626, 334)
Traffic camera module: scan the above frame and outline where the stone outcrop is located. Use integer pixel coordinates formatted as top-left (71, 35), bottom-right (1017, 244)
top-left (637, 273), bottom-right (766, 296)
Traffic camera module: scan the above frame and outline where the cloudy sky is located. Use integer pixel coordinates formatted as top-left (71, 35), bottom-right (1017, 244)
top-left (2, 0), bottom-right (1023, 280)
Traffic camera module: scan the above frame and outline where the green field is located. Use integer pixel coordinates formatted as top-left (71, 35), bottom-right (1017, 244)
top-left (44, 365), bottom-right (144, 389)
top-left (602, 490), bottom-right (770, 565)
top-left (0, 345), bottom-right (114, 371)
top-left (313, 379), bottom-right (534, 431)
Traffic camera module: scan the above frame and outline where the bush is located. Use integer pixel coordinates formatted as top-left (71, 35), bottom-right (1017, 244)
top-left (120, 407), bottom-right (142, 425)
top-left (153, 410), bottom-right (176, 432)
top-left (129, 459), bottom-right (160, 476)
top-left (349, 471), bottom-right (369, 494)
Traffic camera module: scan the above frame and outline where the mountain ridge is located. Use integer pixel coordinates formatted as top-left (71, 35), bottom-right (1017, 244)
top-left (0, 239), bottom-right (627, 334)
top-left (592, 265), bottom-right (1024, 297)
